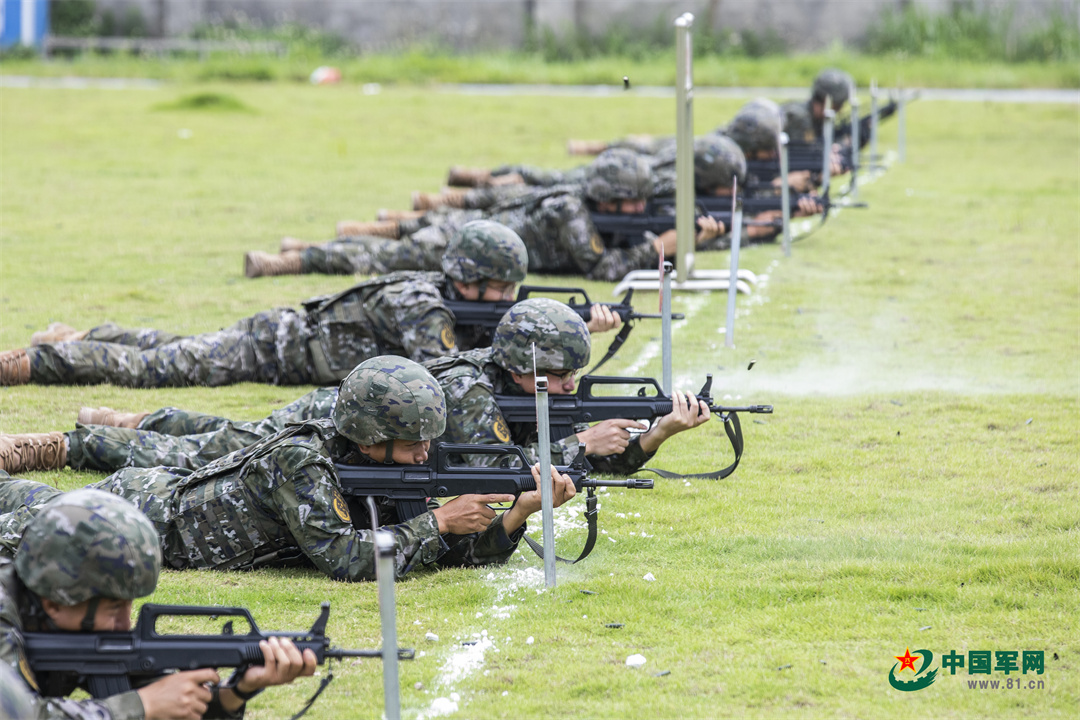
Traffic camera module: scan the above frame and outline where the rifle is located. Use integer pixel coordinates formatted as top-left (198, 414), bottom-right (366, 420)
top-left (24, 602), bottom-right (411, 719)
top-left (834, 100), bottom-right (898, 149)
top-left (446, 286), bottom-right (683, 374)
top-left (494, 373), bottom-right (772, 480)
top-left (335, 443), bottom-right (652, 563)
top-left (648, 192), bottom-right (827, 217)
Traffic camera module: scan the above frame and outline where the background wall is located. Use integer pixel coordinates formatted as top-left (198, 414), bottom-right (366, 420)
top-left (71, 0), bottom-right (1080, 52)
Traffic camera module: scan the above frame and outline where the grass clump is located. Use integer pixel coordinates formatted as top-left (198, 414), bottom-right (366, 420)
top-left (153, 91), bottom-right (254, 112)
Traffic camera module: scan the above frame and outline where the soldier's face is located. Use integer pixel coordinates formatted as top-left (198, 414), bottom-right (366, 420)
top-left (511, 370), bottom-right (578, 395)
top-left (453, 280), bottom-right (516, 301)
top-left (42, 597), bottom-right (134, 632)
top-left (595, 199), bottom-right (647, 215)
top-left (358, 440), bottom-right (431, 465)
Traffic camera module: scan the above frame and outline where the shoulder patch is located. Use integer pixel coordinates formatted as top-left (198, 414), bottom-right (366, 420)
top-left (493, 414), bottom-right (511, 443)
top-left (331, 492), bottom-right (352, 524)
top-left (589, 233), bottom-right (605, 255)
top-left (440, 322), bottom-right (456, 350)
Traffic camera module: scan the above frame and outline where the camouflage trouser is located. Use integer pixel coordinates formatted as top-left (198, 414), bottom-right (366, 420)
top-left (26, 310), bottom-right (315, 387)
top-left (65, 389), bottom-right (339, 473)
top-left (0, 477), bottom-right (65, 556)
top-left (491, 165), bottom-right (587, 189)
top-left (299, 227), bottom-right (452, 276)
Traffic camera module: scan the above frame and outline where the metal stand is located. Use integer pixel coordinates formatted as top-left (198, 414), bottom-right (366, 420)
top-left (724, 188), bottom-right (743, 348)
top-left (848, 86), bottom-right (860, 201)
top-left (820, 97), bottom-right (835, 196)
top-left (661, 261), bottom-right (673, 394)
top-left (372, 520), bottom-right (401, 720)
top-left (870, 79), bottom-right (881, 165)
top-left (898, 86), bottom-right (907, 163)
top-left (614, 12), bottom-right (753, 299)
top-left (534, 372), bottom-right (556, 588)
top-left (779, 131), bottom-right (792, 257)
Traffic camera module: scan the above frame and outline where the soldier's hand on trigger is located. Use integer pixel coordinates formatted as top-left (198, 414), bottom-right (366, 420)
top-left (585, 303), bottom-right (623, 334)
top-left (575, 418), bottom-right (649, 456)
top-left (137, 668), bottom-right (219, 720)
top-left (433, 493), bottom-right (515, 534)
top-left (694, 214), bottom-right (722, 247)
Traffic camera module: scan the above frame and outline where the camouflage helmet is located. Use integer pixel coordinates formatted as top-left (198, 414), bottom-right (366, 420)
top-left (441, 220), bottom-right (528, 285)
top-left (585, 148), bottom-right (653, 203)
top-left (812, 68), bottom-right (853, 108)
top-left (694, 134), bottom-right (747, 192)
top-left (334, 355), bottom-right (447, 446)
top-left (15, 489), bottom-right (161, 606)
top-left (723, 98), bottom-right (782, 155)
top-left (492, 298), bottom-right (591, 374)
top-left (781, 100), bottom-right (815, 144)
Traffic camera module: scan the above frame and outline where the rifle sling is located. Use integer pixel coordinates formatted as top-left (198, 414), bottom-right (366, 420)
top-left (584, 321), bottom-right (634, 376)
top-left (288, 660), bottom-right (335, 720)
top-left (633, 411), bottom-right (744, 481)
top-left (521, 486), bottom-right (598, 564)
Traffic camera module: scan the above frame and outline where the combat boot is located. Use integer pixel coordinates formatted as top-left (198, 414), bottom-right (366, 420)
top-left (0, 349), bottom-right (30, 386)
top-left (376, 209), bottom-right (426, 222)
top-left (412, 188), bottom-right (469, 211)
top-left (446, 166), bottom-right (493, 187)
top-left (245, 250), bottom-right (302, 279)
top-left (29, 322), bottom-right (89, 346)
top-left (77, 406), bottom-right (150, 429)
top-left (335, 220), bottom-right (401, 239)
top-left (567, 139), bottom-right (609, 155)
top-left (279, 237), bottom-right (315, 253)
top-left (0, 432), bottom-right (67, 473)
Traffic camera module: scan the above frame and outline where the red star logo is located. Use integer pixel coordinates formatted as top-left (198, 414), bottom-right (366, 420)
top-left (895, 648), bottom-right (919, 673)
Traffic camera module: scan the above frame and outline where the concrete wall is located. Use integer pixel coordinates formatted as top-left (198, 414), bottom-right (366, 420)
top-left (84, 0), bottom-right (1079, 52)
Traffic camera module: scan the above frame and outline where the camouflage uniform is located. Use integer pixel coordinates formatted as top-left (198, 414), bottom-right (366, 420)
top-left (0, 487), bottom-right (183, 720)
top-left (781, 68), bottom-right (853, 144)
top-left (1, 360), bottom-right (524, 582)
top-left (25, 272), bottom-right (471, 388)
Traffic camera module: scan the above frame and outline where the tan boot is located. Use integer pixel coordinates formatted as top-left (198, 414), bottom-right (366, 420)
top-left (376, 209), bottom-right (426, 222)
top-left (245, 250), bottom-right (302, 279)
top-left (567, 139), bottom-right (609, 155)
top-left (335, 220), bottom-right (401, 239)
top-left (279, 237), bottom-right (315, 253)
top-left (0, 349), bottom-right (30, 386)
top-left (0, 432), bottom-right (67, 473)
top-left (446, 166), bottom-right (492, 187)
top-left (488, 172), bottom-right (526, 187)
top-left (29, 322), bottom-right (89, 346)
top-left (77, 407), bottom-right (150, 429)
top-left (412, 188), bottom-right (469, 211)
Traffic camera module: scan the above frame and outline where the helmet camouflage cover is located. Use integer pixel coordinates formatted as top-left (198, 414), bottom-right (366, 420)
top-left (15, 489), bottom-right (161, 606)
top-left (585, 148), bottom-right (653, 203)
top-left (723, 98), bottom-right (782, 155)
top-left (492, 298), bottom-right (591, 374)
top-left (812, 68), bottom-right (853, 108)
top-left (334, 355), bottom-right (447, 446)
top-left (441, 220), bottom-right (528, 285)
top-left (694, 134), bottom-right (747, 192)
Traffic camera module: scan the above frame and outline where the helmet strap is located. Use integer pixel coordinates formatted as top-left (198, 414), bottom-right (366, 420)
top-left (383, 440), bottom-right (394, 464)
top-left (80, 597), bottom-right (101, 632)
top-left (476, 279), bottom-right (489, 298)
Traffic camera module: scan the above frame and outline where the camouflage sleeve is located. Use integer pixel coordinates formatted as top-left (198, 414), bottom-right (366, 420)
top-left (542, 195), bottom-right (606, 276)
top-left (436, 512), bottom-right (526, 568)
top-left (271, 457), bottom-right (443, 581)
top-left (383, 286), bottom-right (458, 364)
top-left (586, 229), bottom-right (661, 283)
top-left (440, 380), bottom-right (509, 464)
top-left (461, 185), bottom-right (534, 209)
top-left (299, 234), bottom-right (446, 276)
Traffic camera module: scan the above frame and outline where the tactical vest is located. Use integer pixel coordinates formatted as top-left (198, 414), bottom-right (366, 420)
top-left (301, 272), bottom-right (448, 383)
top-left (168, 420), bottom-right (340, 571)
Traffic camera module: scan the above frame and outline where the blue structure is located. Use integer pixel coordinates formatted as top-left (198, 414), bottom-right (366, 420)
top-left (1, 0), bottom-right (49, 49)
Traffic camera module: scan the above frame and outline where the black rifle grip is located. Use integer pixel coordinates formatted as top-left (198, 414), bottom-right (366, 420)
top-left (87, 675), bottom-right (133, 699)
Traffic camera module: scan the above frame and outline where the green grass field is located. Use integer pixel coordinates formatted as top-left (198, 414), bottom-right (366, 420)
top-left (0, 78), bottom-right (1077, 719)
